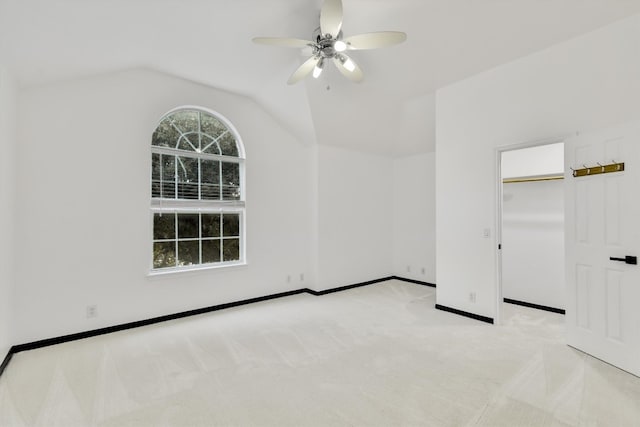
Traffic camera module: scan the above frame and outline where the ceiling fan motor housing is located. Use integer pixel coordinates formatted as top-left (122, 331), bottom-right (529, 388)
top-left (313, 28), bottom-right (343, 58)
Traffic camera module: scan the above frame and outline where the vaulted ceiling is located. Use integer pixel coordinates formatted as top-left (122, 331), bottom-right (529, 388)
top-left (2, 0), bottom-right (639, 156)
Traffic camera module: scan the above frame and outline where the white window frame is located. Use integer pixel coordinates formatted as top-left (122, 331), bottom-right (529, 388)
top-left (149, 106), bottom-right (246, 274)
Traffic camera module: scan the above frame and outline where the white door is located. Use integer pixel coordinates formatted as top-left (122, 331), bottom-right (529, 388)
top-left (566, 120), bottom-right (640, 377)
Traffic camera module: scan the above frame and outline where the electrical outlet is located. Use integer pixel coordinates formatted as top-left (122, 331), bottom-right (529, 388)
top-left (421, 267), bottom-right (426, 275)
top-left (406, 265), bottom-right (411, 273)
top-left (86, 305), bottom-right (97, 318)
top-left (300, 273), bottom-right (304, 282)
top-left (469, 292), bottom-right (476, 303)
top-left (287, 275), bottom-right (291, 283)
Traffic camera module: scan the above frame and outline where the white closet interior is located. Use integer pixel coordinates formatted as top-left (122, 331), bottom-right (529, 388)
top-left (501, 143), bottom-right (565, 310)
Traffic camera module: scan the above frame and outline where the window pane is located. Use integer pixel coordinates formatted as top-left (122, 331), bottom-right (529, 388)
top-left (178, 240), bottom-right (199, 266)
top-left (222, 238), bottom-right (240, 261)
top-left (221, 185), bottom-right (240, 200)
top-left (221, 162), bottom-right (240, 200)
top-left (151, 153), bottom-right (161, 197)
top-left (201, 184), bottom-right (221, 200)
top-left (171, 111), bottom-right (199, 152)
top-left (202, 239), bottom-right (221, 264)
top-left (152, 153), bottom-right (160, 180)
top-left (154, 242), bottom-right (176, 268)
top-left (201, 160), bottom-right (219, 184)
top-left (177, 134), bottom-right (198, 152)
top-left (154, 213), bottom-right (175, 240)
top-left (201, 135), bottom-right (220, 155)
top-left (219, 133), bottom-right (239, 157)
top-left (152, 119), bottom-right (180, 148)
top-left (170, 111), bottom-right (199, 134)
top-left (160, 155), bottom-right (176, 198)
top-left (202, 214), bottom-right (221, 238)
top-left (177, 156), bottom-right (199, 199)
top-left (201, 159), bottom-right (220, 200)
top-left (201, 112), bottom-right (227, 139)
top-left (178, 214), bottom-right (199, 239)
top-left (222, 214), bottom-right (239, 237)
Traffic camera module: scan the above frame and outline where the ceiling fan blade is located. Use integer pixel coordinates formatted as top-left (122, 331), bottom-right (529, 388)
top-left (252, 37), bottom-right (315, 48)
top-left (344, 31), bottom-right (407, 50)
top-left (288, 56), bottom-right (321, 85)
top-left (320, 0), bottom-right (343, 38)
top-left (332, 55), bottom-right (364, 83)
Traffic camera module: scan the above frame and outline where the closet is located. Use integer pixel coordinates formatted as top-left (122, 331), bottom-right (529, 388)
top-left (501, 143), bottom-right (565, 312)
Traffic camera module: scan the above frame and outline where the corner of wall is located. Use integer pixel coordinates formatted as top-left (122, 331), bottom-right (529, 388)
top-left (392, 152), bottom-right (437, 284)
top-left (0, 66), bottom-right (18, 357)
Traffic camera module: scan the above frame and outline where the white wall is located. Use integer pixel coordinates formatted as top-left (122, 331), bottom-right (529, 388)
top-left (502, 143), bottom-right (564, 178)
top-left (315, 145), bottom-right (393, 290)
top-left (502, 180), bottom-right (565, 308)
top-left (0, 67), bottom-right (17, 357)
top-left (436, 14), bottom-right (640, 319)
top-left (392, 152), bottom-right (436, 283)
top-left (13, 68), bottom-right (315, 343)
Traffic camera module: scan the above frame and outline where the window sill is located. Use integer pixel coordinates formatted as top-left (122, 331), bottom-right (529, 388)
top-left (147, 261), bottom-right (247, 278)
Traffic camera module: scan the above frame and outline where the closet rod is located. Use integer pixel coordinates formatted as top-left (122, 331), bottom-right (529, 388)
top-left (503, 174), bottom-right (564, 184)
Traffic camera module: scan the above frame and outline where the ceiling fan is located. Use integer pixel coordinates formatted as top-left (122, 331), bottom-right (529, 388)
top-left (253, 0), bottom-right (407, 85)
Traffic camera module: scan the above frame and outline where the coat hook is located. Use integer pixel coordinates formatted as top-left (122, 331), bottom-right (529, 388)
top-left (572, 160), bottom-right (623, 178)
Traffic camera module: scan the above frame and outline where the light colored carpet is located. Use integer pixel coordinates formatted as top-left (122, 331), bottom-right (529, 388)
top-left (1, 279), bottom-right (639, 426)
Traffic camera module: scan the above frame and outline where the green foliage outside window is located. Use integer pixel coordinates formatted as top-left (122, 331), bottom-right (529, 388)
top-left (153, 212), bottom-right (241, 269)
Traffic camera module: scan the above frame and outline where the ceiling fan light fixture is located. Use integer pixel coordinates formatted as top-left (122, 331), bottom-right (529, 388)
top-left (341, 56), bottom-right (356, 72)
top-left (334, 40), bottom-right (347, 52)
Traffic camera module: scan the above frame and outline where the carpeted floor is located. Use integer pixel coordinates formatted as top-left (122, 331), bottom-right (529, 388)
top-left (1, 279), bottom-right (639, 426)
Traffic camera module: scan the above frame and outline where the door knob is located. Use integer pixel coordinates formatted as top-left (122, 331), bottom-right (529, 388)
top-left (609, 255), bottom-right (638, 265)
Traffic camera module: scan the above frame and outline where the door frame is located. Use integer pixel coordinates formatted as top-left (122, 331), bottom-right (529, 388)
top-left (494, 136), bottom-right (568, 325)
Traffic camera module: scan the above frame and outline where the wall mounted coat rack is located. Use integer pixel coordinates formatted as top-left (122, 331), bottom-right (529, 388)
top-left (572, 162), bottom-right (624, 178)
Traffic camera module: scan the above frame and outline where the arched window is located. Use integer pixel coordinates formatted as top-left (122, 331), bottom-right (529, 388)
top-left (150, 107), bottom-right (245, 271)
